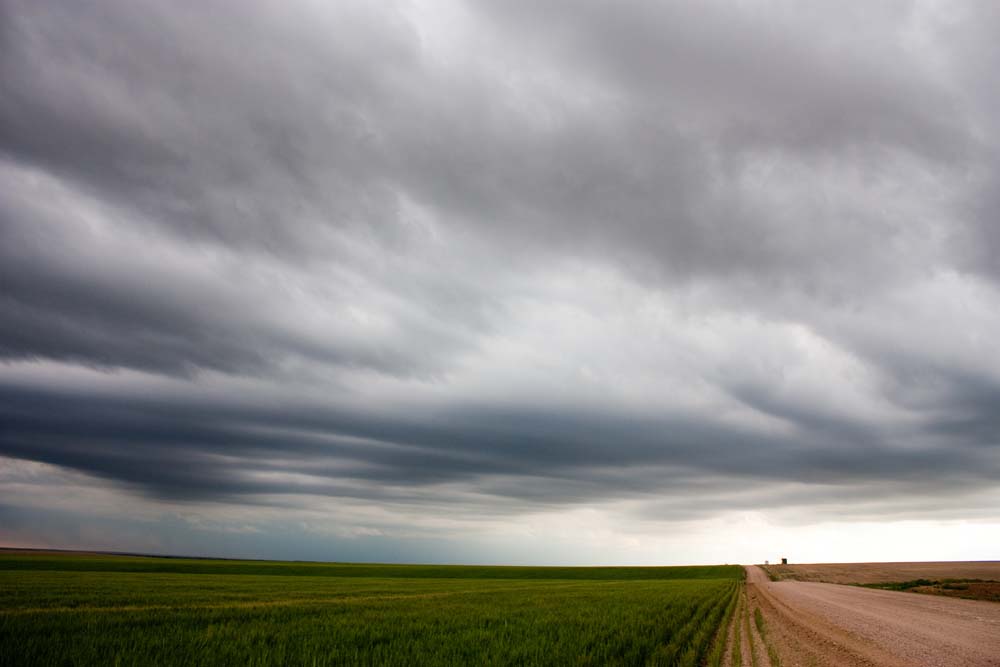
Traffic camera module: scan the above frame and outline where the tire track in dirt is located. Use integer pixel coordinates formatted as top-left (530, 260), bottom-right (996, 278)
top-left (745, 577), bottom-right (775, 667)
top-left (723, 585), bottom-right (750, 666)
top-left (737, 587), bottom-right (753, 667)
top-left (721, 589), bottom-right (739, 666)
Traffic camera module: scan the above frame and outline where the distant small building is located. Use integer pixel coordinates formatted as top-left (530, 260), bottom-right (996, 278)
top-left (781, 557), bottom-right (787, 565)
top-left (764, 560), bottom-right (769, 565)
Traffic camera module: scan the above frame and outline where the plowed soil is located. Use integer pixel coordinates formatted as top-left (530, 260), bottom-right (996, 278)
top-left (762, 561), bottom-right (1000, 585)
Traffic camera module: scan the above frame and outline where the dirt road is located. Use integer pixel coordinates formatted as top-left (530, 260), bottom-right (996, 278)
top-left (728, 565), bottom-right (1000, 666)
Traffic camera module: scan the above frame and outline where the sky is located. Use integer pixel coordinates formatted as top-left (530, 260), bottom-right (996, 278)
top-left (2, 0), bottom-right (1000, 565)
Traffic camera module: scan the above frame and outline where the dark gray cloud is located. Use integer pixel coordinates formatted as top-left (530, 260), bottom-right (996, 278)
top-left (1, 0), bottom-right (999, 559)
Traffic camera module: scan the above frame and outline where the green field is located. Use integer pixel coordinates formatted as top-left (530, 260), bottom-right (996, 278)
top-left (0, 552), bottom-right (742, 666)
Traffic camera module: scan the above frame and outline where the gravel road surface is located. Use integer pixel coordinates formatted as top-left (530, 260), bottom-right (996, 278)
top-left (742, 565), bottom-right (1000, 666)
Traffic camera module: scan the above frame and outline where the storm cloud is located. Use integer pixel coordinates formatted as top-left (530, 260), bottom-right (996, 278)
top-left (2, 0), bottom-right (1000, 562)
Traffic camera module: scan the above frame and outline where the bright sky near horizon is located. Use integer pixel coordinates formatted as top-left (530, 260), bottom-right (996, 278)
top-left (2, 0), bottom-right (1000, 564)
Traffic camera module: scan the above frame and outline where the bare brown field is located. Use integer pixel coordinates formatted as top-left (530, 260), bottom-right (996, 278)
top-left (761, 561), bottom-right (1000, 584)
